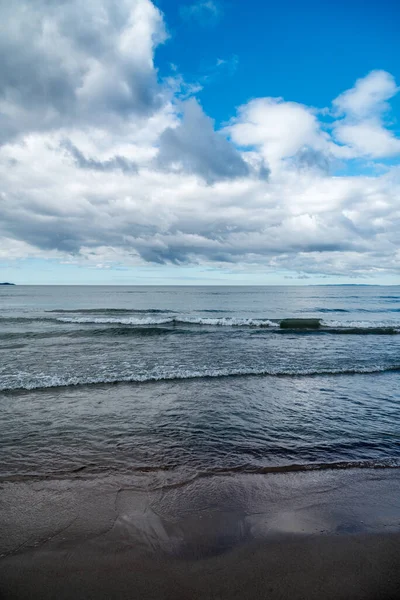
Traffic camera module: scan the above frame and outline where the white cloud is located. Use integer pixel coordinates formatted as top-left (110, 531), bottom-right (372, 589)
top-left (227, 98), bottom-right (331, 169)
top-left (333, 70), bottom-right (398, 119)
top-left (332, 71), bottom-right (400, 159)
top-left (334, 119), bottom-right (400, 158)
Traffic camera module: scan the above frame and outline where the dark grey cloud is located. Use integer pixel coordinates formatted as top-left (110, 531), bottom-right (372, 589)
top-left (128, 231), bottom-right (358, 266)
top-left (291, 148), bottom-right (333, 173)
top-left (156, 99), bottom-right (261, 183)
top-left (61, 141), bottom-right (138, 174)
top-left (0, 211), bottom-right (87, 254)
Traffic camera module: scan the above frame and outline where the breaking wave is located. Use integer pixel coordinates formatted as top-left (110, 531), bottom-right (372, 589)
top-left (55, 316), bottom-right (400, 333)
top-left (2, 364), bottom-right (399, 392)
top-left (1, 314), bottom-right (399, 334)
top-left (56, 316), bottom-right (280, 327)
top-left (322, 319), bottom-right (399, 330)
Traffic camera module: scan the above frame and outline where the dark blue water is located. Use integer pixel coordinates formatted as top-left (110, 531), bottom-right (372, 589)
top-left (0, 285), bottom-right (399, 483)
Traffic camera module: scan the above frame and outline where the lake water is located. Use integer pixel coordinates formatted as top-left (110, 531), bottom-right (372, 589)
top-left (1, 285), bottom-right (399, 484)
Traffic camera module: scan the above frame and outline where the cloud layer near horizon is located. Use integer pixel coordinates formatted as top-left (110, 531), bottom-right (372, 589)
top-left (1, 0), bottom-right (400, 279)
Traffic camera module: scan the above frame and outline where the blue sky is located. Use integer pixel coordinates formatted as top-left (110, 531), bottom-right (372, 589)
top-left (0, 0), bottom-right (400, 284)
top-left (156, 0), bottom-right (400, 125)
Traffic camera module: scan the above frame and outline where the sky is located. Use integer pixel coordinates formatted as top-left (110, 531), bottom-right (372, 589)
top-left (1, 0), bottom-right (400, 285)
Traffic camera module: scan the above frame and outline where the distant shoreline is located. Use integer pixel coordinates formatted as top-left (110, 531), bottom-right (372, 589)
top-left (1, 283), bottom-right (399, 287)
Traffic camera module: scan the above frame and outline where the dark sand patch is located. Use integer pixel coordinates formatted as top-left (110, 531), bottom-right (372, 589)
top-left (1, 534), bottom-right (400, 599)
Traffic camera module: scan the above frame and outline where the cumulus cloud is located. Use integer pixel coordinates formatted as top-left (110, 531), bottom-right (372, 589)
top-left (1, 2), bottom-right (400, 280)
top-left (227, 98), bottom-right (332, 169)
top-left (156, 98), bottom-right (263, 183)
top-left (0, 0), bottom-right (167, 142)
top-left (332, 71), bottom-right (400, 158)
top-left (333, 70), bottom-right (398, 119)
top-left (333, 120), bottom-right (400, 158)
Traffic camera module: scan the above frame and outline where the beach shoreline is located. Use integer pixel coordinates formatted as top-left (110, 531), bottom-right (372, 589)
top-left (1, 285), bottom-right (400, 598)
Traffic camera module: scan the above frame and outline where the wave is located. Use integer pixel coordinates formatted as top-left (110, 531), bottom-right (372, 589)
top-left (57, 315), bottom-right (400, 332)
top-left (319, 327), bottom-right (399, 335)
top-left (2, 364), bottom-right (399, 392)
top-left (322, 319), bottom-right (399, 329)
top-left (60, 316), bottom-right (396, 331)
top-left (314, 307), bottom-right (400, 314)
top-left (56, 316), bottom-right (280, 327)
top-left (49, 308), bottom-right (234, 315)
top-left (181, 459), bottom-right (400, 479)
top-left (0, 316), bottom-right (57, 324)
top-left (313, 308), bottom-right (351, 313)
top-left (46, 308), bottom-right (175, 315)
top-left (71, 326), bottom-right (185, 338)
top-left (1, 314), bottom-right (399, 335)
top-left (274, 325), bottom-right (400, 335)
top-left (3, 458), bottom-right (400, 483)
top-left (0, 326), bottom-right (185, 341)
top-left (0, 343), bottom-right (26, 350)
top-left (281, 318), bottom-right (400, 331)
top-left (1, 313), bottom-right (399, 338)
top-left (199, 309), bottom-right (234, 313)
top-left (1, 325), bottom-right (397, 343)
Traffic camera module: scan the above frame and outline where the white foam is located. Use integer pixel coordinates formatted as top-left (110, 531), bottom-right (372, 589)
top-left (177, 317), bottom-right (279, 327)
top-left (57, 316), bottom-right (279, 327)
top-left (322, 319), bottom-right (399, 329)
top-left (57, 316), bottom-right (173, 325)
top-left (1, 364), bottom-right (398, 391)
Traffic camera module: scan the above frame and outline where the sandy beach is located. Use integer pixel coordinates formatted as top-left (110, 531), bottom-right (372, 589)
top-left (2, 469), bottom-right (400, 599)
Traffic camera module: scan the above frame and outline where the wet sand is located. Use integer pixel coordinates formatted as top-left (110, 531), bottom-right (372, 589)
top-left (1, 469), bottom-right (400, 599)
top-left (2, 533), bottom-right (400, 600)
